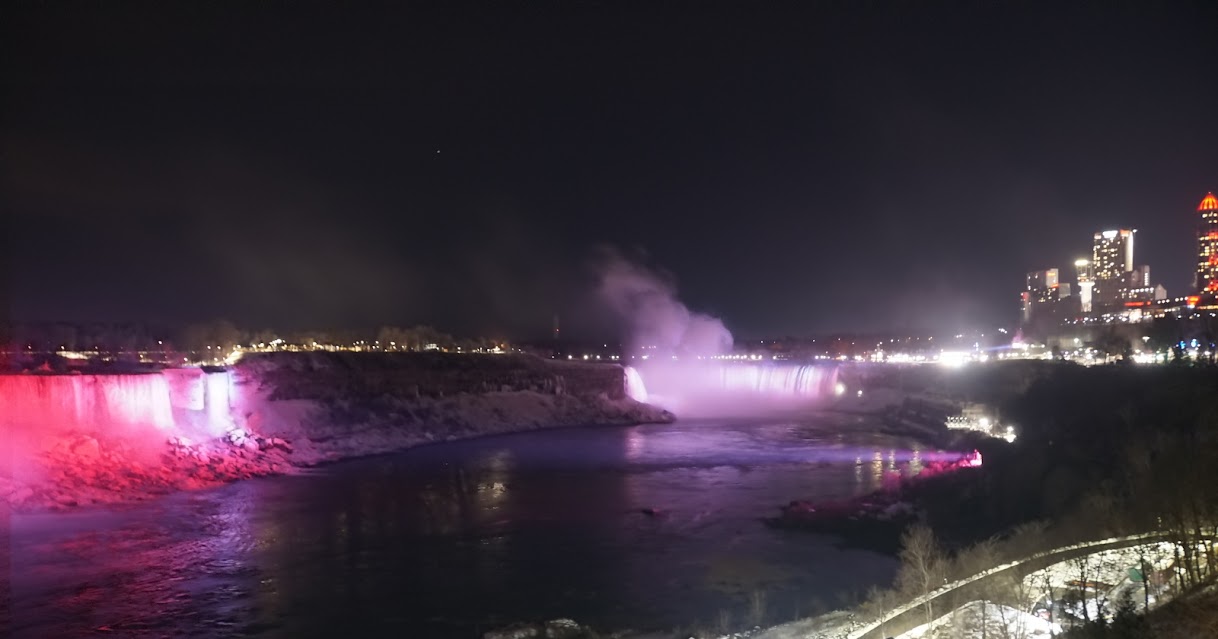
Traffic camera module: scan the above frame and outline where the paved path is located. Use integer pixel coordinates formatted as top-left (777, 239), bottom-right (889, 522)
top-left (755, 532), bottom-right (1170, 639)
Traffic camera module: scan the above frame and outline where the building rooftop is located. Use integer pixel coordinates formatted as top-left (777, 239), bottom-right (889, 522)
top-left (1200, 192), bottom-right (1218, 211)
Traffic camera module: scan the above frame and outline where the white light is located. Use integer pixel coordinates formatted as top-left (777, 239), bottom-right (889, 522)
top-left (834, 383), bottom-right (846, 397)
top-left (938, 351), bottom-right (968, 367)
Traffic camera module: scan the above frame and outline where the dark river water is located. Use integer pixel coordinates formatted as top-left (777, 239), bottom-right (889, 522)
top-left (0, 416), bottom-right (960, 638)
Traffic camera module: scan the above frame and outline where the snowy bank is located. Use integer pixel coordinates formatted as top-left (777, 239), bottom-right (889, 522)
top-left (0, 353), bottom-right (672, 511)
top-left (230, 352), bottom-right (673, 464)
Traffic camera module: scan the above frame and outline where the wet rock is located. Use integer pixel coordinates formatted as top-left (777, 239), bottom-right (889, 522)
top-left (544, 618), bottom-right (585, 638)
top-left (72, 437), bottom-right (102, 460)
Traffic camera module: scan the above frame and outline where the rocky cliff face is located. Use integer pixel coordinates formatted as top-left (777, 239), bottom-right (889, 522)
top-left (239, 351), bottom-right (631, 400)
top-left (230, 353), bottom-right (673, 464)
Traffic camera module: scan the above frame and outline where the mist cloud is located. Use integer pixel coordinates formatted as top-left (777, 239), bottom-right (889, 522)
top-left (594, 248), bottom-right (733, 356)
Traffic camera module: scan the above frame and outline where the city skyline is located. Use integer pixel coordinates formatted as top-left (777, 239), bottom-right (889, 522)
top-left (1021, 191), bottom-right (1218, 334)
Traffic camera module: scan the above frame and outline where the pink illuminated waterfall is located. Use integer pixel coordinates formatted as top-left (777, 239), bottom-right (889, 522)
top-left (0, 369), bottom-right (237, 441)
top-left (0, 374), bottom-right (175, 434)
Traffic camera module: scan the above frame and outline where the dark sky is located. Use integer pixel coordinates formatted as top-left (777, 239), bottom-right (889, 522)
top-left (3, 1), bottom-right (1217, 339)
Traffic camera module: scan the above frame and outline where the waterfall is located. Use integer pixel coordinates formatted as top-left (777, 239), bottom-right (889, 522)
top-left (163, 368), bottom-right (237, 436)
top-left (0, 374), bottom-right (175, 435)
top-left (623, 366), bottom-right (649, 403)
top-left (716, 363), bottom-right (836, 396)
top-left (0, 369), bottom-right (236, 440)
top-left (627, 362), bottom-right (839, 415)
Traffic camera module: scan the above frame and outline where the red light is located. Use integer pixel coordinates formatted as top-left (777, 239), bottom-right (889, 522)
top-left (1200, 192), bottom-right (1218, 212)
top-left (1187, 295), bottom-right (1201, 306)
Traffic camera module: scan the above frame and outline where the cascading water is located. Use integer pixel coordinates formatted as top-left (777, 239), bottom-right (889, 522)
top-left (0, 369), bottom-right (237, 440)
top-left (716, 363), bottom-right (837, 396)
top-left (0, 374), bottom-right (176, 435)
top-left (623, 366), bottom-right (649, 403)
top-left (627, 362), bottom-right (839, 415)
top-left (163, 368), bottom-right (237, 437)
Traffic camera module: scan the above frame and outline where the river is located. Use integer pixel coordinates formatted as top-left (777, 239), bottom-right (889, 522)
top-left (1, 415), bottom-right (961, 638)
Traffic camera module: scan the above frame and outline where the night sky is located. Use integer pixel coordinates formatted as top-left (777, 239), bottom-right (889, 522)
top-left (4, 2), bottom-right (1217, 339)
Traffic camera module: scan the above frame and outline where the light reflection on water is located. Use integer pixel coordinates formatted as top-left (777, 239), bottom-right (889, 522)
top-left (1, 418), bottom-right (963, 638)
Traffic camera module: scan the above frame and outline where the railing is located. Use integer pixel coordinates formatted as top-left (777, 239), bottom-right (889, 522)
top-left (847, 532), bottom-right (1170, 639)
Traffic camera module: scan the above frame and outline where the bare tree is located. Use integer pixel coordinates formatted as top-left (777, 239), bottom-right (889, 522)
top-left (860, 586), bottom-right (900, 637)
top-left (897, 523), bottom-right (947, 628)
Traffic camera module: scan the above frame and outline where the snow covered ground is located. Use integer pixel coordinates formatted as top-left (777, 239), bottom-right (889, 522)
top-left (897, 600), bottom-right (1059, 638)
top-left (739, 537), bottom-right (1181, 639)
top-left (750, 611), bottom-right (863, 639)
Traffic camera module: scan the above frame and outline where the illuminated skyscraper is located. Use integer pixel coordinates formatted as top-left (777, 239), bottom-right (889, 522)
top-left (1022, 268), bottom-right (1060, 324)
top-left (1092, 229), bottom-right (1134, 309)
top-left (1027, 269), bottom-right (1059, 297)
top-left (1074, 259), bottom-right (1094, 313)
top-left (1196, 192), bottom-right (1218, 293)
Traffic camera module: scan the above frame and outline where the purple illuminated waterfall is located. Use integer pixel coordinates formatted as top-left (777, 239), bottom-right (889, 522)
top-left (715, 363), bottom-right (837, 396)
top-left (629, 362), bottom-right (839, 415)
top-left (624, 366), bottom-right (649, 403)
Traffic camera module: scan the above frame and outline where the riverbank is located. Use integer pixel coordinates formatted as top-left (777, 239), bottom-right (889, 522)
top-left (0, 353), bottom-right (673, 511)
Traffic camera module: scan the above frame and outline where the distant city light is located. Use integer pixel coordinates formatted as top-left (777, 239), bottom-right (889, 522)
top-left (938, 351), bottom-right (969, 367)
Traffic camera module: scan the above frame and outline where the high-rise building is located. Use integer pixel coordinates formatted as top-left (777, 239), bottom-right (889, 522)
top-left (1196, 192), bottom-right (1218, 293)
top-left (1092, 229), bottom-right (1135, 309)
top-left (1121, 264), bottom-right (1151, 290)
top-left (1074, 259), bottom-right (1094, 313)
top-left (1022, 269), bottom-right (1060, 324)
top-left (1027, 269), bottom-right (1059, 298)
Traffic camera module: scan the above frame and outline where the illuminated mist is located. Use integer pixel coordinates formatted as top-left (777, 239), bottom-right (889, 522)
top-left (594, 248), bottom-right (733, 357)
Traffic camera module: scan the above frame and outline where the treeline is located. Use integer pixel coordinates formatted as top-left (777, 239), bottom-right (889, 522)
top-left (1, 320), bottom-right (504, 354)
top-left (859, 361), bottom-right (1218, 637)
top-left (868, 362), bottom-right (1218, 546)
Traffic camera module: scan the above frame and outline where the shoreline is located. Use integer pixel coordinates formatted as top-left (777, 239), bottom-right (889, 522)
top-left (1, 402), bottom-right (960, 516)
top-left (1, 395), bottom-right (674, 514)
